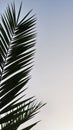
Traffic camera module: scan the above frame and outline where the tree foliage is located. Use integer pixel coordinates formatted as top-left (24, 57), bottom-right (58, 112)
top-left (0, 3), bottom-right (45, 130)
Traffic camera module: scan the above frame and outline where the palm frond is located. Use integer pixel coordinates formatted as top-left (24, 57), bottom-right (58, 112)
top-left (0, 3), bottom-right (45, 130)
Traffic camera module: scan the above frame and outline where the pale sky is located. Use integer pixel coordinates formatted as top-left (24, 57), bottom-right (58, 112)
top-left (0, 0), bottom-right (73, 130)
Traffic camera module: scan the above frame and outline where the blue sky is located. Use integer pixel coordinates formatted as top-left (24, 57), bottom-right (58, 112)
top-left (0, 0), bottom-right (73, 130)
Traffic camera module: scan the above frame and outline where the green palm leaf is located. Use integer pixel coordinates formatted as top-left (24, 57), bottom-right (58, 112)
top-left (0, 3), bottom-right (45, 130)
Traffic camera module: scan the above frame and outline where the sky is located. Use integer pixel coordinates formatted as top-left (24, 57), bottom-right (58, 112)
top-left (0, 0), bottom-right (73, 130)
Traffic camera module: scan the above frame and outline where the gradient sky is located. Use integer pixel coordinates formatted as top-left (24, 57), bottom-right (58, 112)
top-left (0, 0), bottom-right (73, 130)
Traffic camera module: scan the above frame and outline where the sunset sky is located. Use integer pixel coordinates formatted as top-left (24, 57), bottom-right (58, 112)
top-left (0, 0), bottom-right (73, 130)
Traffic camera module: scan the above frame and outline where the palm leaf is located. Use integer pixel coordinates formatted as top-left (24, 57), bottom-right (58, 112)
top-left (0, 3), bottom-right (45, 130)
